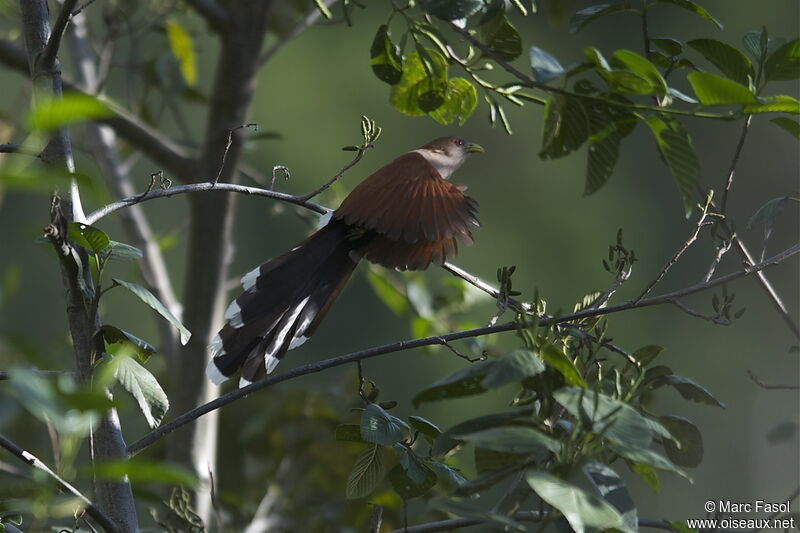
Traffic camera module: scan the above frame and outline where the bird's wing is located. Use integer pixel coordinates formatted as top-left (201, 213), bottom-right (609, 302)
top-left (334, 151), bottom-right (480, 245)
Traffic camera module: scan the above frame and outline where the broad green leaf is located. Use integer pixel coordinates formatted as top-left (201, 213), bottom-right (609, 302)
top-left (335, 424), bottom-right (365, 443)
top-left (644, 115), bottom-right (699, 217)
top-left (651, 38), bottom-right (683, 57)
top-left (413, 360), bottom-right (493, 406)
top-left (584, 104), bottom-right (636, 195)
top-left (389, 49), bottom-right (448, 117)
top-left (346, 444), bottom-right (385, 499)
top-left (743, 94), bottom-right (800, 115)
top-left (582, 462), bottom-right (638, 533)
top-left (687, 38), bottom-right (754, 86)
top-left (529, 46), bottom-right (565, 83)
top-left (396, 445), bottom-right (434, 484)
top-left (113, 354), bottom-right (168, 428)
top-left (748, 196), bottom-right (790, 229)
top-left (655, 0), bottom-right (722, 29)
top-left (770, 117), bottom-right (800, 139)
top-left (687, 72), bottom-right (757, 105)
top-left (93, 458), bottom-right (197, 487)
top-left (98, 325), bottom-right (156, 363)
top-left (659, 415), bottom-right (704, 468)
top-left (613, 49), bottom-right (668, 96)
top-left (474, 446), bottom-right (526, 473)
top-left (367, 270), bottom-right (408, 317)
top-left (554, 387), bottom-right (655, 448)
top-left (630, 462), bottom-right (660, 492)
top-left (453, 425), bottom-right (561, 454)
top-left (602, 69), bottom-right (655, 94)
top-left (69, 247), bottom-right (94, 300)
top-left (425, 0), bottom-right (484, 20)
top-left (26, 93), bottom-right (111, 131)
top-left (100, 241), bottom-right (143, 262)
top-left (68, 222), bottom-right (110, 254)
top-left (481, 349), bottom-right (545, 388)
top-left (765, 38), bottom-right (800, 81)
top-left (611, 443), bottom-right (691, 481)
top-left (649, 374), bottom-right (725, 408)
top-left (389, 463), bottom-right (437, 499)
top-left (429, 461), bottom-right (467, 489)
top-left (370, 25), bottom-right (403, 85)
top-left (165, 18), bottom-right (196, 86)
top-left (526, 470), bottom-right (624, 533)
top-left (457, 457), bottom-right (525, 494)
top-left (480, 14), bottom-right (522, 61)
top-left (539, 95), bottom-right (590, 159)
top-left (742, 29), bottom-right (767, 61)
top-left (408, 415), bottom-right (441, 439)
top-left (568, 2), bottom-right (636, 34)
top-left (539, 343), bottom-right (587, 387)
top-left (633, 345), bottom-right (664, 366)
top-left (360, 403), bottom-right (409, 446)
top-left (57, 388), bottom-right (116, 413)
top-left (429, 77), bottom-right (478, 126)
top-left (113, 278), bottom-right (191, 345)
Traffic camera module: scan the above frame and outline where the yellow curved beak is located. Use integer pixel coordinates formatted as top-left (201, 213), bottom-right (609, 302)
top-left (467, 142), bottom-right (485, 153)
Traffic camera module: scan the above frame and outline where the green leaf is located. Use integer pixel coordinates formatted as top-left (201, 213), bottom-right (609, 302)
top-left (743, 94), bottom-right (800, 115)
top-left (650, 374), bottom-right (725, 408)
top-left (409, 416), bottom-right (441, 439)
top-left (651, 38), bottom-right (683, 57)
top-left (770, 117), bottom-right (800, 139)
top-left (686, 39), bottom-right (754, 86)
top-left (453, 425), bottom-right (561, 454)
top-left (165, 17), bottom-right (197, 86)
top-left (748, 196), bottom-right (790, 229)
top-left (413, 360), bottom-right (493, 406)
top-left (633, 345), bottom-right (664, 366)
top-left (529, 46), bottom-right (565, 83)
top-left (435, 409), bottom-right (534, 457)
top-left (367, 270), bottom-right (408, 317)
top-left (539, 343), bottom-right (587, 387)
top-left (526, 470), bottom-right (624, 533)
top-left (425, 0), bottom-right (484, 20)
top-left (99, 325), bottom-right (156, 363)
top-left (335, 424), bottom-right (365, 443)
top-left (644, 115), bottom-right (699, 217)
top-left (539, 95), bottom-right (590, 159)
top-left (100, 241), bottom-right (143, 262)
top-left (370, 25), bottom-right (403, 85)
top-left (360, 403), bottom-right (409, 446)
top-left (429, 461), bottom-right (467, 489)
top-left (26, 93), bottom-right (111, 131)
top-left (554, 387), bottom-right (656, 448)
top-left (429, 77), bottom-right (478, 126)
top-left (568, 2), bottom-right (636, 34)
top-left (742, 29), bottom-right (766, 61)
top-left (57, 388), bottom-right (116, 413)
top-left (389, 462), bottom-right (437, 499)
top-left (67, 222), bottom-right (110, 254)
top-left (481, 349), bottom-right (545, 388)
top-left (659, 415), bottom-right (704, 468)
top-left (389, 49), bottom-right (448, 117)
top-left (69, 247), bottom-right (94, 300)
top-left (93, 458), bottom-right (197, 487)
top-left (480, 14), bottom-right (522, 61)
top-left (113, 354), bottom-right (169, 428)
top-left (611, 443), bottom-right (691, 481)
top-left (655, 0), bottom-right (722, 29)
top-left (765, 38), bottom-right (800, 81)
top-left (612, 49), bottom-right (668, 96)
top-left (583, 462), bottom-right (638, 533)
top-left (584, 104), bottom-right (635, 195)
top-left (346, 444), bottom-right (385, 499)
top-left (113, 278), bottom-right (191, 345)
top-left (630, 462), bottom-right (660, 492)
top-left (687, 72), bottom-right (757, 105)
top-left (601, 69), bottom-right (656, 94)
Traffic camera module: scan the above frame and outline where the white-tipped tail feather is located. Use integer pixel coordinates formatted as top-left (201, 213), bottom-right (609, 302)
top-left (241, 266), bottom-right (260, 292)
top-left (206, 357), bottom-right (229, 385)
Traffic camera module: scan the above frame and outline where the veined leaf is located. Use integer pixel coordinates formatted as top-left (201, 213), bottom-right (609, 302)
top-left (360, 403), bottom-right (409, 446)
top-left (113, 278), bottom-right (191, 345)
top-left (113, 354), bottom-right (169, 428)
top-left (659, 415), bottom-right (704, 468)
top-left (748, 196), bottom-right (790, 230)
top-left (655, 0), bottom-right (722, 29)
top-left (539, 343), bottom-right (587, 387)
top-left (413, 360), bottom-right (493, 406)
top-left (743, 94), bottom-right (800, 115)
top-left (687, 38), bottom-right (754, 86)
top-left (687, 71), bottom-right (757, 105)
top-left (425, 0), bottom-right (484, 20)
top-left (612, 49), bottom-right (668, 96)
top-left (429, 77), bottom-right (478, 126)
top-left (569, 2), bottom-right (636, 34)
top-left (480, 13), bottom-right (522, 61)
top-left (644, 115), bottom-right (699, 217)
top-left (389, 462), bottom-right (437, 499)
top-left (453, 425), bottom-right (561, 454)
top-left (611, 443), bottom-right (691, 481)
top-left (481, 348), bottom-right (545, 388)
top-left (346, 444), bottom-right (385, 499)
top-left (68, 222), bottom-right (110, 254)
top-left (100, 241), bottom-right (143, 262)
top-left (770, 117), bottom-right (800, 138)
top-left (99, 325), bottom-right (156, 363)
top-left (583, 462), bottom-right (638, 533)
top-left (529, 46), bottom-right (565, 83)
top-left (389, 49), bottom-right (448, 117)
top-left (765, 38), bottom-right (800, 81)
top-left (539, 95), bottom-right (590, 159)
top-left (370, 25), bottom-right (403, 85)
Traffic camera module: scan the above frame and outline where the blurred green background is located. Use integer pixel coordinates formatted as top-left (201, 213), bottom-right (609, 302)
top-left (0, 0), bottom-right (798, 527)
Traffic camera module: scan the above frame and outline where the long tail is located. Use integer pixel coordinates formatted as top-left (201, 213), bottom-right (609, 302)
top-left (206, 221), bottom-right (359, 386)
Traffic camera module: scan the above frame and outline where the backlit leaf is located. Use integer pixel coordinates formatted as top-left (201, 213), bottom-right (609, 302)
top-left (360, 403), bottom-right (409, 446)
top-left (765, 38), bottom-right (800, 81)
top-left (529, 46), bottom-right (565, 83)
top-left (113, 278), bottom-right (191, 345)
top-left (346, 444), bottom-right (385, 499)
top-left (569, 2), bottom-right (636, 34)
top-left (644, 115), bottom-right (699, 217)
top-left (113, 354), bottom-right (169, 428)
top-left (687, 71), bottom-right (757, 105)
top-left (655, 0), bottom-right (722, 29)
top-left (26, 93), bottom-right (111, 131)
top-left (370, 25), bottom-right (403, 85)
top-left (165, 18), bottom-right (196, 86)
top-left (687, 38), bottom-right (754, 86)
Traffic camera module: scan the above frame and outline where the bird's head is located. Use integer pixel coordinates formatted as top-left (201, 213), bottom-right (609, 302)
top-left (415, 136), bottom-right (484, 179)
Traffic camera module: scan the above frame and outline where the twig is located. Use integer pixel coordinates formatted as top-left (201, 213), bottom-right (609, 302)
top-left (746, 370), bottom-right (800, 391)
top-left (270, 165), bottom-right (290, 190)
top-left (0, 433), bottom-right (120, 533)
top-left (441, 261), bottom-right (531, 314)
top-left (703, 238), bottom-right (733, 282)
top-left (258, 0), bottom-right (337, 66)
top-left (125, 242), bottom-right (799, 456)
top-left (297, 144), bottom-right (374, 202)
top-left (667, 298), bottom-right (729, 325)
top-left (38, 0), bottom-right (79, 70)
top-left (436, 336), bottom-right (485, 362)
top-left (213, 124), bottom-right (257, 185)
top-left (70, 0), bottom-right (99, 18)
top-left (720, 115), bottom-right (753, 217)
top-left (185, 0), bottom-right (230, 33)
top-left (635, 194), bottom-right (715, 302)
top-left (592, 265), bottom-right (632, 309)
top-left (356, 360), bottom-right (371, 404)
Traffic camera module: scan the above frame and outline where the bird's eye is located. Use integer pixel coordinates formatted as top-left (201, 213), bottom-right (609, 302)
top-left (455, 138), bottom-right (464, 146)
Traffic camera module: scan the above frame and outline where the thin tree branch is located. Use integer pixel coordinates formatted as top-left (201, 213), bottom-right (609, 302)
top-left (37, 0), bottom-right (79, 71)
top-left (258, 0), bottom-right (337, 66)
top-left (125, 242), bottom-right (799, 456)
top-left (442, 261), bottom-right (531, 314)
top-left (667, 298), bottom-right (729, 325)
top-left (185, 0), bottom-right (230, 34)
top-left (747, 370), bottom-right (800, 390)
top-left (0, 433), bottom-right (120, 533)
top-left (720, 115), bottom-right (753, 217)
top-left (298, 144), bottom-right (374, 201)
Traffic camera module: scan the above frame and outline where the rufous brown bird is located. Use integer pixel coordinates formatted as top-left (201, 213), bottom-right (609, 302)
top-left (207, 136), bottom-right (483, 387)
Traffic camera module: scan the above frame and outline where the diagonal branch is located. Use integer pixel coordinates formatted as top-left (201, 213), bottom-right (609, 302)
top-left (258, 0), bottom-right (337, 66)
top-left (125, 242), bottom-right (799, 456)
top-left (185, 0), bottom-right (230, 33)
top-left (0, 433), bottom-right (120, 533)
top-left (37, 0), bottom-right (79, 70)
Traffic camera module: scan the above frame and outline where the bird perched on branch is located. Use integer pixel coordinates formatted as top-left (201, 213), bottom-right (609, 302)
top-left (207, 136), bottom-right (484, 387)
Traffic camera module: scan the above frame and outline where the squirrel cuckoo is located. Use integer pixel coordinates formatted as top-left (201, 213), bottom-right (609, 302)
top-left (206, 136), bottom-right (483, 387)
